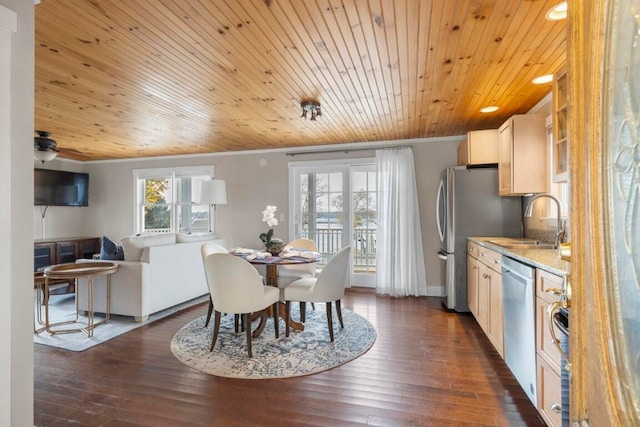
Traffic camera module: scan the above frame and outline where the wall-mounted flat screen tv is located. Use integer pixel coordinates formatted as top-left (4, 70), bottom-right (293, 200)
top-left (34, 168), bottom-right (89, 206)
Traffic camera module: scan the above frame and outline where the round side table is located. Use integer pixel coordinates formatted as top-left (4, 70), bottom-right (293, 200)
top-left (43, 261), bottom-right (118, 337)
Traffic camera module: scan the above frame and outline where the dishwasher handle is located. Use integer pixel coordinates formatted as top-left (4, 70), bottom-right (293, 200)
top-left (502, 257), bottom-right (535, 282)
top-left (502, 266), bottom-right (534, 283)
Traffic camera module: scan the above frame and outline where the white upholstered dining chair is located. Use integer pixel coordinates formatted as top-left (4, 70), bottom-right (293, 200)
top-left (277, 238), bottom-right (319, 321)
top-left (203, 253), bottom-right (280, 358)
top-left (284, 246), bottom-right (351, 342)
top-left (277, 238), bottom-right (319, 283)
top-left (200, 242), bottom-right (229, 328)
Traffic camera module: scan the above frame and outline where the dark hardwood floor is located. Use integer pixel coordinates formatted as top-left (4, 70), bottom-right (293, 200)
top-left (34, 290), bottom-right (544, 426)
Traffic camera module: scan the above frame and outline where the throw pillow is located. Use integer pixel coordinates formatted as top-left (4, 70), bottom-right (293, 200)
top-left (100, 236), bottom-right (124, 260)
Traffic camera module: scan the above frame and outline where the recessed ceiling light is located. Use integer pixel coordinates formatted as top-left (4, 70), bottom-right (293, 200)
top-left (532, 74), bottom-right (554, 84)
top-left (546, 1), bottom-right (567, 21)
top-left (480, 106), bottom-right (499, 113)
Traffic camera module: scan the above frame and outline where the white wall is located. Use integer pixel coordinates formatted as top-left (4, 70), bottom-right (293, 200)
top-left (2, 0), bottom-right (34, 425)
top-left (40, 138), bottom-right (460, 295)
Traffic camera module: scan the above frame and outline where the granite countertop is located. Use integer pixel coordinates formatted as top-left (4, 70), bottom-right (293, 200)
top-left (468, 237), bottom-right (571, 277)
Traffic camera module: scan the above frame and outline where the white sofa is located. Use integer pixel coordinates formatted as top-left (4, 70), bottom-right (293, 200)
top-left (76, 234), bottom-right (225, 322)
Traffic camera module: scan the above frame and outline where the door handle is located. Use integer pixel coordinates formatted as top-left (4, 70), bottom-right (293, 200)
top-left (544, 273), bottom-right (572, 308)
top-left (436, 180), bottom-right (445, 242)
top-left (547, 300), bottom-right (571, 371)
top-left (546, 275), bottom-right (572, 373)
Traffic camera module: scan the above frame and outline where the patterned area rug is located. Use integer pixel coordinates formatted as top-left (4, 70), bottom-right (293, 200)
top-left (34, 293), bottom-right (209, 352)
top-left (171, 306), bottom-right (376, 379)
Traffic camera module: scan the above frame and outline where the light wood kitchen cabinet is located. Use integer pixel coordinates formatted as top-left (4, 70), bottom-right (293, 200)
top-left (488, 266), bottom-right (504, 357)
top-left (457, 129), bottom-right (499, 166)
top-left (535, 268), bottom-right (565, 427)
top-left (537, 355), bottom-right (563, 427)
top-left (467, 253), bottom-right (479, 318)
top-left (498, 114), bottom-right (548, 196)
top-left (477, 262), bottom-right (490, 335)
top-left (479, 259), bottom-right (503, 357)
top-left (467, 241), bottom-right (504, 358)
top-left (552, 65), bottom-right (569, 183)
top-left (536, 270), bottom-right (564, 370)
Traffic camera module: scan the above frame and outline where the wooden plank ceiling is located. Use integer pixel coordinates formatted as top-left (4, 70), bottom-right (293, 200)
top-left (35, 0), bottom-right (567, 161)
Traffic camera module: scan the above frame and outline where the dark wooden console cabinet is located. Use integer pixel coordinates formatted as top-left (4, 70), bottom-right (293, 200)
top-left (34, 236), bottom-right (100, 271)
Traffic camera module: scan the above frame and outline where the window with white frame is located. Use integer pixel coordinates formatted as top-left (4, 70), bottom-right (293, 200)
top-left (546, 115), bottom-right (570, 218)
top-left (133, 166), bottom-right (214, 235)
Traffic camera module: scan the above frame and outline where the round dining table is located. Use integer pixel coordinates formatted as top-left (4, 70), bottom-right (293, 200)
top-left (233, 251), bottom-right (321, 338)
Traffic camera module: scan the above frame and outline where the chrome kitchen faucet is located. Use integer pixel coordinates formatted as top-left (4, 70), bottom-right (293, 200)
top-left (524, 193), bottom-right (565, 248)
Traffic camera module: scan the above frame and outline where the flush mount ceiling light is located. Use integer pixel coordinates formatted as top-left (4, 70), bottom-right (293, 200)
top-left (34, 130), bottom-right (59, 162)
top-left (532, 74), bottom-right (554, 85)
top-left (546, 1), bottom-right (567, 21)
top-left (300, 101), bottom-right (321, 121)
top-left (480, 106), bottom-right (499, 113)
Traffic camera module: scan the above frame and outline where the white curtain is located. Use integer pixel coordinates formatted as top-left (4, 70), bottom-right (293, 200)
top-left (376, 147), bottom-right (427, 296)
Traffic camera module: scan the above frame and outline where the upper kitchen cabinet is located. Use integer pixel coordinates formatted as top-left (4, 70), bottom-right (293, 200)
top-left (498, 114), bottom-right (548, 196)
top-left (552, 66), bottom-right (569, 183)
top-left (457, 129), bottom-right (499, 166)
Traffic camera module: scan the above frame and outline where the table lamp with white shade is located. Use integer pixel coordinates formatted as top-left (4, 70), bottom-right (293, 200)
top-left (199, 179), bottom-right (227, 234)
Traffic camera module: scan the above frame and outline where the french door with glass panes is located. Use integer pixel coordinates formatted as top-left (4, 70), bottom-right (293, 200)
top-left (289, 160), bottom-right (376, 288)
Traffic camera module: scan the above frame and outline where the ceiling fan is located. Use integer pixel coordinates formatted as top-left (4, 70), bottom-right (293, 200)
top-left (34, 131), bottom-right (59, 162)
top-left (34, 131), bottom-right (84, 162)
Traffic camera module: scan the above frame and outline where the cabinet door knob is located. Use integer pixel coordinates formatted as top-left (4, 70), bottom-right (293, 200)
top-left (551, 402), bottom-right (562, 413)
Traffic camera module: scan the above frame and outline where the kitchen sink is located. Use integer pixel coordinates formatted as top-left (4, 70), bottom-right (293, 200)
top-left (488, 240), bottom-right (556, 250)
top-left (498, 243), bottom-right (556, 249)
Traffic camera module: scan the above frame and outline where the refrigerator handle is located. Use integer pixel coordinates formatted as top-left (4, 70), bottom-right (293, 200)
top-left (436, 179), bottom-right (445, 243)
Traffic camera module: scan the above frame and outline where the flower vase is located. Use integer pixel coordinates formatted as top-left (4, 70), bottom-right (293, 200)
top-left (265, 237), bottom-right (285, 256)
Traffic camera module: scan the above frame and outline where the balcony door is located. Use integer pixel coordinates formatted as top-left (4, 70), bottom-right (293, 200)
top-left (289, 159), bottom-right (376, 288)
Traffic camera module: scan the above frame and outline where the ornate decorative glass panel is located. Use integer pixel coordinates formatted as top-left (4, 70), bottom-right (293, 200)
top-left (606, 0), bottom-right (640, 418)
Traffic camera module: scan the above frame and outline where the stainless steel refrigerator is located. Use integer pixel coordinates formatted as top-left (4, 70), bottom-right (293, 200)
top-left (436, 166), bottom-right (523, 311)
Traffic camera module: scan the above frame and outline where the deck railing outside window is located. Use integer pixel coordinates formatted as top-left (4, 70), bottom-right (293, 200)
top-left (146, 227), bottom-right (377, 273)
top-left (301, 228), bottom-right (376, 272)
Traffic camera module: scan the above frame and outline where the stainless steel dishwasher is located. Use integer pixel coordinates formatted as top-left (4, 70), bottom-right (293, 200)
top-left (502, 256), bottom-right (537, 406)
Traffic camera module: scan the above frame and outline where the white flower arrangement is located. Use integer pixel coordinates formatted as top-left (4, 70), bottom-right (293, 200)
top-left (261, 205), bottom-right (278, 227)
top-left (259, 205), bottom-right (284, 255)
